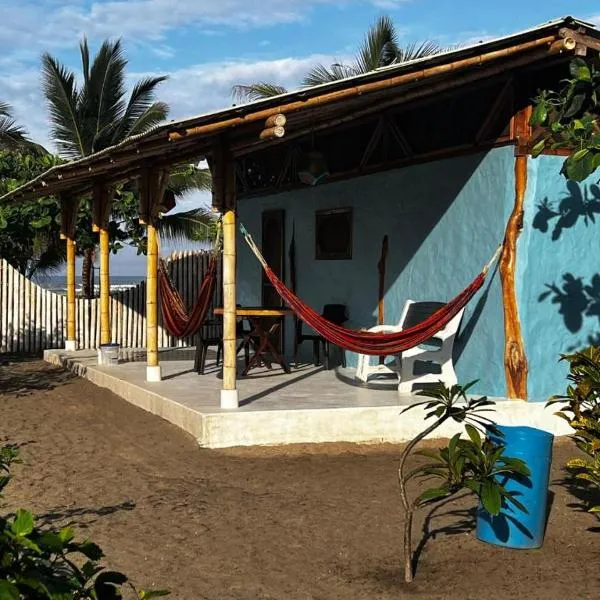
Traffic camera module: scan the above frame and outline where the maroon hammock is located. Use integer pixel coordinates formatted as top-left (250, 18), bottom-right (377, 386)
top-left (158, 256), bottom-right (217, 338)
top-left (260, 264), bottom-right (486, 356)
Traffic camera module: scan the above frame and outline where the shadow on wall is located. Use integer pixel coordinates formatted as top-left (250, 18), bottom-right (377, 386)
top-left (454, 264), bottom-right (499, 362)
top-left (539, 272), bottom-right (600, 335)
top-left (533, 180), bottom-right (600, 241)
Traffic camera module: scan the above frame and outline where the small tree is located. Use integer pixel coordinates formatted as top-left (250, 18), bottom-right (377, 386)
top-left (547, 346), bottom-right (600, 515)
top-left (398, 382), bottom-right (530, 582)
top-left (531, 57), bottom-right (600, 182)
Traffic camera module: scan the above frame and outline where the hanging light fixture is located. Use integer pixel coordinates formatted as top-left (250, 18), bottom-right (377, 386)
top-left (298, 150), bottom-right (329, 186)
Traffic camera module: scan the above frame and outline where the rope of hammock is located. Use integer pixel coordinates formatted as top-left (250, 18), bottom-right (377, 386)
top-left (241, 222), bottom-right (502, 356)
top-left (158, 222), bottom-right (221, 338)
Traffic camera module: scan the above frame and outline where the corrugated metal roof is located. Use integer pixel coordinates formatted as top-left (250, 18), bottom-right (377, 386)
top-left (1, 15), bottom-right (595, 203)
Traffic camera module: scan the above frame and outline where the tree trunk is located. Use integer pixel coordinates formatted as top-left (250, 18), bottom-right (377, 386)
top-left (81, 246), bottom-right (95, 299)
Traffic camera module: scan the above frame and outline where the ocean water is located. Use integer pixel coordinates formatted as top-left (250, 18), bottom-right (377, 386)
top-left (33, 274), bottom-right (145, 295)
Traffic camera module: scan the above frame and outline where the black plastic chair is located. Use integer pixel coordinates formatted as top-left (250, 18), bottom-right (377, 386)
top-left (194, 312), bottom-right (252, 375)
top-left (295, 303), bottom-right (348, 370)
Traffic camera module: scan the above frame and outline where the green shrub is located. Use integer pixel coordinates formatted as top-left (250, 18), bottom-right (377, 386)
top-left (548, 346), bottom-right (600, 514)
top-left (0, 445), bottom-right (169, 599)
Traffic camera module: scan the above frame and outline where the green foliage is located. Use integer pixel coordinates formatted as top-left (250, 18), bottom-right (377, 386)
top-left (530, 58), bottom-right (600, 181)
top-left (0, 445), bottom-right (168, 599)
top-left (414, 427), bottom-right (530, 516)
top-left (401, 383), bottom-right (530, 516)
top-left (0, 150), bottom-right (65, 277)
top-left (547, 346), bottom-right (600, 514)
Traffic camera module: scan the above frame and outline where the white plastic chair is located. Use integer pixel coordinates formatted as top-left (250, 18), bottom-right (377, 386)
top-left (354, 300), bottom-right (465, 393)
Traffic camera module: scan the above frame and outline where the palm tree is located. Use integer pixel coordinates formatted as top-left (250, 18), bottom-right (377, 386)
top-left (42, 38), bottom-right (212, 297)
top-left (0, 101), bottom-right (29, 149)
top-left (232, 16), bottom-right (442, 102)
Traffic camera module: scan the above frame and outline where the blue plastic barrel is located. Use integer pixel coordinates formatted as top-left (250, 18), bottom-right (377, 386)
top-left (476, 425), bottom-right (554, 549)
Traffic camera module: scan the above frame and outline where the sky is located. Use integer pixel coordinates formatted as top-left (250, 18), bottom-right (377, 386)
top-left (1, 0), bottom-right (599, 275)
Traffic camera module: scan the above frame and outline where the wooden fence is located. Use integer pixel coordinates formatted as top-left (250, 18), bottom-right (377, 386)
top-left (0, 251), bottom-right (222, 353)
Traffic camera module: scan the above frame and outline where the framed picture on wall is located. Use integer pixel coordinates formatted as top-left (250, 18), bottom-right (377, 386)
top-left (315, 208), bottom-right (353, 260)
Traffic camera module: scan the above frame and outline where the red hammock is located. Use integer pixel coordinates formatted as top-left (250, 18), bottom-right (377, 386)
top-left (158, 255), bottom-right (217, 338)
top-left (242, 227), bottom-right (499, 356)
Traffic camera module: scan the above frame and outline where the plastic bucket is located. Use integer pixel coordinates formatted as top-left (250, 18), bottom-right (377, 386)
top-left (476, 425), bottom-right (554, 549)
top-left (99, 343), bottom-right (120, 366)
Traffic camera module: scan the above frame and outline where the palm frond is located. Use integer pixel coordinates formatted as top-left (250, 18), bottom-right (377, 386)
top-left (396, 40), bottom-right (442, 63)
top-left (113, 76), bottom-right (169, 141)
top-left (84, 39), bottom-right (128, 153)
top-left (231, 83), bottom-right (288, 103)
top-left (125, 101), bottom-right (169, 137)
top-left (80, 37), bottom-right (91, 85)
top-left (355, 15), bottom-right (400, 73)
top-left (27, 230), bottom-right (66, 278)
top-left (302, 62), bottom-right (358, 87)
top-left (41, 53), bottom-right (86, 158)
top-left (158, 208), bottom-right (215, 243)
top-left (167, 165), bottom-right (212, 197)
top-left (0, 102), bottom-right (28, 149)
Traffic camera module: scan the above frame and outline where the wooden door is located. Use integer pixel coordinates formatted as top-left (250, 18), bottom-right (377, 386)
top-left (261, 210), bottom-right (285, 350)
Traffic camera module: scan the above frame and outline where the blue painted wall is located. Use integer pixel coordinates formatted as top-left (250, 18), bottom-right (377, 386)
top-left (518, 155), bottom-right (600, 401)
top-left (237, 146), bottom-right (516, 397)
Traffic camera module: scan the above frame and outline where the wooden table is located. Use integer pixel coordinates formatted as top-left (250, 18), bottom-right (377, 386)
top-left (214, 307), bottom-right (293, 375)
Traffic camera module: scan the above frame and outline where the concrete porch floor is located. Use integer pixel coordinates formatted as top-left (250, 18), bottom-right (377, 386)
top-left (44, 347), bottom-right (571, 448)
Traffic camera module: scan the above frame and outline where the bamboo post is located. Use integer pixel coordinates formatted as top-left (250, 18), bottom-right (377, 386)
top-left (221, 154), bottom-right (239, 409)
top-left (60, 195), bottom-right (80, 351)
top-left (92, 184), bottom-right (112, 360)
top-left (146, 220), bottom-right (161, 381)
top-left (499, 107), bottom-right (530, 400)
top-left (99, 228), bottom-right (110, 346)
top-left (65, 237), bottom-right (77, 351)
top-left (140, 166), bottom-right (165, 382)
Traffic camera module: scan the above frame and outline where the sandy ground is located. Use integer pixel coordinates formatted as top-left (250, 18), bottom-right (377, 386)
top-left (0, 358), bottom-right (599, 600)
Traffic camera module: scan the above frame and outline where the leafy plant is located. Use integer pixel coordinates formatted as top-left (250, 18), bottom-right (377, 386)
top-left (530, 57), bottom-right (600, 181)
top-left (0, 445), bottom-right (168, 599)
top-left (547, 346), bottom-right (600, 514)
top-left (398, 382), bottom-right (530, 582)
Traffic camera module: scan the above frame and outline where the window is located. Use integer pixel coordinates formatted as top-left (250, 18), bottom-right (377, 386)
top-left (315, 208), bottom-right (353, 260)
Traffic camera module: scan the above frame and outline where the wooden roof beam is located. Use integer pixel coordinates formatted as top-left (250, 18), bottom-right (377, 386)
top-left (170, 34), bottom-right (560, 144)
top-left (233, 42), bottom-right (571, 158)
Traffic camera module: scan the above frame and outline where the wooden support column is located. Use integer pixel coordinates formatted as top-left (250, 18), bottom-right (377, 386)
top-left (213, 140), bottom-right (239, 409)
top-left (140, 166), bottom-right (167, 382)
top-left (60, 196), bottom-right (80, 351)
top-left (146, 219), bottom-right (160, 379)
top-left (92, 184), bottom-right (113, 356)
top-left (500, 107), bottom-right (530, 399)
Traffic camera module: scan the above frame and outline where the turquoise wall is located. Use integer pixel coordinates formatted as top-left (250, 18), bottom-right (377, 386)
top-left (518, 155), bottom-right (600, 401)
top-left (237, 146), bottom-right (515, 397)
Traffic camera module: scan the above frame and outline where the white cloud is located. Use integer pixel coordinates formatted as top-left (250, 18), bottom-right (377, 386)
top-left (0, 50), bottom-right (339, 151)
top-left (0, 0), bottom-right (412, 56)
top-left (138, 54), bottom-right (339, 120)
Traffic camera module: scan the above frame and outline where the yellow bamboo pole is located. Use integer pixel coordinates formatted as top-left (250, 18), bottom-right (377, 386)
top-left (146, 219), bottom-right (161, 381)
top-left (99, 228), bottom-right (111, 346)
top-left (221, 208), bottom-right (238, 408)
top-left (221, 154), bottom-right (238, 408)
top-left (65, 237), bottom-right (77, 351)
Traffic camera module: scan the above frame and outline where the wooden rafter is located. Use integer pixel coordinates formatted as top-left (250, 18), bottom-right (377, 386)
top-left (385, 115), bottom-right (413, 158)
top-left (360, 118), bottom-right (385, 168)
top-left (475, 77), bottom-right (514, 144)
